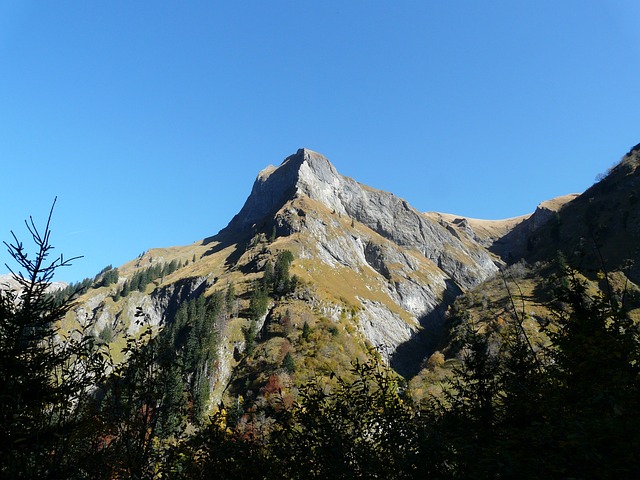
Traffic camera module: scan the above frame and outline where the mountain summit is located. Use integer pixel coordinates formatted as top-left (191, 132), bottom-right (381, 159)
top-left (24, 143), bottom-right (640, 474)
top-left (225, 148), bottom-right (341, 233)
top-left (218, 149), bottom-right (500, 374)
top-left (226, 148), bottom-right (497, 288)
top-left (48, 142), bottom-right (640, 418)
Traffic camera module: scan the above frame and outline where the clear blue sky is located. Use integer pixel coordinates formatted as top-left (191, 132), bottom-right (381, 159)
top-left (1, 1), bottom-right (639, 282)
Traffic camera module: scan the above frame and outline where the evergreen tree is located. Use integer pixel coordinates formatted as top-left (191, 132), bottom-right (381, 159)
top-left (163, 259), bottom-right (178, 277)
top-left (151, 263), bottom-right (162, 279)
top-left (249, 282), bottom-right (269, 321)
top-left (302, 321), bottom-right (311, 340)
top-left (273, 250), bottom-right (294, 296)
top-left (281, 351), bottom-right (295, 374)
top-left (101, 267), bottom-right (119, 287)
top-left (430, 266), bottom-right (640, 478)
top-left (225, 281), bottom-right (236, 318)
top-left (243, 321), bottom-right (258, 356)
top-left (128, 272), bottom-right (140, 292)
top-left (120, 280), bottom-right (131, 298)
top-left (269, 354), bottom-right (414, 479)
top-left (263, 260), bottom-right (274, 291)
top-left (0, 202), bottom-right (110, 478)
top-left (538, 268), bottom-right (640, 477)
top-left (99, 322), bottom-right (187, 478)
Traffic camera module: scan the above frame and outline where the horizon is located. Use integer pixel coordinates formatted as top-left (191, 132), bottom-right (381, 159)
top-left (1, 1), bottom-right (639, 282)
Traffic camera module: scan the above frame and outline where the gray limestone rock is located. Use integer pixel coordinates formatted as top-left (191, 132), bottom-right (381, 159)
top-left (226, 148), bottom-right (498, 290)
top-left (221, 149), bottom-right (501, 371)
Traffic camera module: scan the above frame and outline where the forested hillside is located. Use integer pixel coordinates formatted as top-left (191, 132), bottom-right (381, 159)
top-left (3, 145), bottom-right (640, 478)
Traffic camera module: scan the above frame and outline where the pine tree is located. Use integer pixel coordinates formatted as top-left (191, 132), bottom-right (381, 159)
top-left (282, 352), bottom-right (295, 374)
top-left (274, 250), bottom-right (294, 296)
top-left (263, 260), bottom-right (274, 291)
top-left (302, 321), bottom-right (311, 340)
top-left (249, 282), bottom-right (269, 321)
top-left (0, 201), bottom-right (110, 478)
top-left (225, 282), bottom-right (236, 318)
top-left (101, 267), bottom-right (119, 287)
top-left (243, 321), bottom-right (258, 356)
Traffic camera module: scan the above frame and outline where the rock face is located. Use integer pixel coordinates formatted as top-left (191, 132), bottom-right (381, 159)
top-left (490, 194), bottom-right (579, 260)
top-left (0, 273), bottom-right (67, 295)
top-left (74, 275), bottom-right (208, 338)
top-left (227, 148), bottom-right (497, 289)
top-left (50, 144), bottom-right (640, 392)
top-left (224, 148), bottom-right (499, 374)
top-left (63, 148), bottom-right (516, 381)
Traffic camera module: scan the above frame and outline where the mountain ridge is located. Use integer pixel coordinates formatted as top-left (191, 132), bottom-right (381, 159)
top-left (58, 147), bottom-right (511, 383)
top-left (225, 148), bottom-right (498, 290)
top-left (47, 144), bottom-right (640, 409)
top-left (6, 142), bottom-right (640, 480)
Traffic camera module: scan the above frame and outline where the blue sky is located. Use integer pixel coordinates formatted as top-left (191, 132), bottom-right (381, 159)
top-left (1, 1), bottom-right (639, 282)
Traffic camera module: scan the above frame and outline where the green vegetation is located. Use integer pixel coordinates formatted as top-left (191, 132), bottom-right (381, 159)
top-left (225, 281), bottom-right (237, 318)
top-left (166, 293), bottom-right (221, 421)
top-left (0, 210), bottom-right (220, 478)
top-left (118, 259), bottom-right (182, 298)
top-left (426, 266), bottom-right (640, 478)
top-left (302, 320), bottom-right (311, 340)
top-left (241, 250), bottom-right (299, 357)
top-left (281, 351), bottom-right (295, 373)
top-left (50, 265), bottom-right (121, 306)
top-left (249, 281), bottom-right (269, 321)
top-left (273, 250), bottom-right (296, 296)
top-left (3, 208), bottom-right (640, 478)
top-left (0, 204), bottom-right (111, 478)
top-left (261, 250), bottom-right (298, 298)
top-left (242, 316), bottom-right (259, 356)
top-left (50, 256), bottom-right (184, 306)
top-left (98, 264), bottom-right (119, 287)
top-left (175, 265), bottom-right (640, 478)
top-left (51, 276), bottom-right (94, 303)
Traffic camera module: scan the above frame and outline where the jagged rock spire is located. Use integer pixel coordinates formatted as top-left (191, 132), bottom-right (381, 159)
top-left (224, 148), bottom-right (339, 233)
top-left (223, 149), bottom-right (498, 290)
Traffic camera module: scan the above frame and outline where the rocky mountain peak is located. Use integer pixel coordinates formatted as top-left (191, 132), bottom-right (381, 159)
top-left (224, 149), bottom-right (498, 292)
top-left (224, 148), bottom-right (343, 232)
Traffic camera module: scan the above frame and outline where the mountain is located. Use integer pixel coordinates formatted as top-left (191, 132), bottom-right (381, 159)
top-left (406, 143), bottom-right (640, 400)
top-left (0, 273), bottom-right (68, 294)
top-left (520, 143), bottom-right (640, 278)
top-left (60, 144), bottom-right (640, 410)
top-left (7, 144), bottom-right (640, 477)
top-left (426, 193), bottom-right (578, 253)
top-left (226, 148), bottom-right (497, 289)
top-left (209, 148), bottom-right (502, 376)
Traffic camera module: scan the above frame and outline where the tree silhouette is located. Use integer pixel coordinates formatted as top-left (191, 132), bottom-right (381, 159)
top-left (0, 200), bottom-right (109, 478)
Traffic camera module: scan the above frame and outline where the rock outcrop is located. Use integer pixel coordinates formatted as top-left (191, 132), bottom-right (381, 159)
top-left (227, 148), bottom-right (498, 290)
top-left (223, 149), bottom-right (500, 373)
top-left (490, 194), bottom-right (579, 260)
top-left (50, 143), bottom-right (640, 396)
top-left (74, 275), bottom-right (208, 338)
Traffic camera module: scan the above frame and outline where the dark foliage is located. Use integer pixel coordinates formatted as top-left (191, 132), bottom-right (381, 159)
top-left (429, 266), bottom-right (640, 479)
top-left (118, 259), bottom-right (182, 299)
top-left (0, 202), bottom-right (110, 479)
top-left (3, 207), bottom-right (639, 479)
top-left (173, 265), bottom-right (640, 479)
top-left (99, 266), bottom-right (119, 287)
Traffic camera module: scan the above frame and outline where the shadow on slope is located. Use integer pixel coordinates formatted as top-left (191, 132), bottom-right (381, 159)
top-left (202, 230), bottom-right (250, 270)
top-left (390, 279), bottom-right (461, 379)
